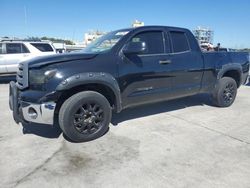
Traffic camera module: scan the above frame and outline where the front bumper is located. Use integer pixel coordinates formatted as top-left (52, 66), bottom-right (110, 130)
top-left (9, 81), bottom-right (56, 125)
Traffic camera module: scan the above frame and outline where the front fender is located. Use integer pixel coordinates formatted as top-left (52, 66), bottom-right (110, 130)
top-left (56, 72), bottom-right (122, 112)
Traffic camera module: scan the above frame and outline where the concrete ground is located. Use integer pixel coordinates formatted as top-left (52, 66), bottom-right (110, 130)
top-left (1, 80), bottom-right (250, 188)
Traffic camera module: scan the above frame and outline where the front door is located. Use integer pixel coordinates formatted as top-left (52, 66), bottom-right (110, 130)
top-left (0, 43), bottom-right (7, 73)
top-left (118, 30), bottom-right (173, 109)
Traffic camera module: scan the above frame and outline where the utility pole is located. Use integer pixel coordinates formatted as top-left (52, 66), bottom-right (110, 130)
top-left (24, 6), bottom-right (28, 37)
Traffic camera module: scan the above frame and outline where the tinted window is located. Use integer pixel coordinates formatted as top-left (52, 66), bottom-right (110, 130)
top-left (131, 31), bottom-right (164, 54)
top-left (6, 43), bottom-right (30, 54)
top-left (170, 32), bottom-right (190, 53)
top-left (164, 33), bottom-right (171, 53)
top-left (22, 44), bottom-right (30, 53)
top-left (7, 43), bottom-right (21, 54)
top-left (0, 44), bottom-right (3, 54)
top-left (31, 43), bottom-right (54, 52)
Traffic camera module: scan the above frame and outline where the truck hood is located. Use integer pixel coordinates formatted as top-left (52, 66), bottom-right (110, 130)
top-left (27, 53), bottom-right (98, 68)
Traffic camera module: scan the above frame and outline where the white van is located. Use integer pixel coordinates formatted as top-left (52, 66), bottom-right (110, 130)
top-left (0, 41), bottom-right (56, 75)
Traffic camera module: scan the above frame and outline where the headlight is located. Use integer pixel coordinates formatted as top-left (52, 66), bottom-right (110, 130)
top-left (29, 69), bottom-right (57, 85)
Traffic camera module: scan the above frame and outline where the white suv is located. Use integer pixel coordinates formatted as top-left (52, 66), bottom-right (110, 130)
top-left (0, 41), bottom-right (56, 75)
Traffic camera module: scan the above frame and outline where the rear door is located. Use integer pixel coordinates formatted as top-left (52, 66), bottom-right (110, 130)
top-left (5, 43), bottom-right (30, 73)
top-left (168, 30), bottom-right (204, 97)
top-left (119, 29), bottom-right (174, 108)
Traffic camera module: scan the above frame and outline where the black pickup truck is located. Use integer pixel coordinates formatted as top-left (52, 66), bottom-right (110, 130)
top-left (9, 26), bottom-right (249, 142)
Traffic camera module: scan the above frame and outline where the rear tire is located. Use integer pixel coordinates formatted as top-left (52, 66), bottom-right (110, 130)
top-left (59, 91), bottom-right (112, 142)
top-left (212, 77), bottom-right (237, 107)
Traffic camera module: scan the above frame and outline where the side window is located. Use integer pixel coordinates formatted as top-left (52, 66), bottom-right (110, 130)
top-left (6, 43), bottom-right (29, 54)
top-left (0, 44), bottom-right (3, 54)
top-left (164, 32), bottom-right (171, 53)
top-left (170, 31), bottom-right (190, 53)
top-left (6, 43), bottom-right (22, 54)
top-left (30, 43), bottom-right (54, 52)
top-left (21, 44), bottom-right (30, 53)
top-left (131, 31), bottom-right (164, 54)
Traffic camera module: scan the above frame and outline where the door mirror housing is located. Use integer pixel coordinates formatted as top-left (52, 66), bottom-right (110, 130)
top-left (123, 41), bottom-right (147, 55)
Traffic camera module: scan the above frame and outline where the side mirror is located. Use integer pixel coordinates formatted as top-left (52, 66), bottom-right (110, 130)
top-left (123, 41), bottom-right (147, 55)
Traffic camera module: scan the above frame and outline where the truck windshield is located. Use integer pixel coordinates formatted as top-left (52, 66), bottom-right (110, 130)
top-left (81, 30), bottom-right (130, 53)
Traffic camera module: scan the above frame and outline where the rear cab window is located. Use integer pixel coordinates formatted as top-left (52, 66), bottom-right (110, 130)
top-left (170, 31), bottom-right (190, 53)
top-left (30, 43), bottom-right (54, 52)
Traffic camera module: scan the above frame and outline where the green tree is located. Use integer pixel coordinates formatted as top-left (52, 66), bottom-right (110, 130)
top-left (41, 37), bottom-right (75, 45)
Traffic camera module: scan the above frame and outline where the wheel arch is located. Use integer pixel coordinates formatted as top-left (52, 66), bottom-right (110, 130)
top-left (55, 72), bottom-right (122, 113)
top-left (217, 63), bottom-right (242, 87)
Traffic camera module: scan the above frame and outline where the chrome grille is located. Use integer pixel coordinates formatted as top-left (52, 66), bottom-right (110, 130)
top-left (16, 63), bottom-right (28, 89)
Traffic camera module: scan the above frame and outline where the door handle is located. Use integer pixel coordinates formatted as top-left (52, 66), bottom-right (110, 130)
top-left (159, 60), bottom-right (171, 65)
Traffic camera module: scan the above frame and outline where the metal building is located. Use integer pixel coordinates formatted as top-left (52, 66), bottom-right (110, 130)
top-left (132, 20), bottom-right (144, 28)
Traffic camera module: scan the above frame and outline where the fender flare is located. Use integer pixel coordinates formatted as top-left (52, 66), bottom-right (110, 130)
top-left (217, 63), bottom-right (243, 84)
top-left (56, 72), bottom-right (122, 112)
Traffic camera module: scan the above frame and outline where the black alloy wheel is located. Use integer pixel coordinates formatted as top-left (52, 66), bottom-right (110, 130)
top-left (73, 103), bottom-right (104, 134)
top-left (59, 91), bottom-right (112, 142)
top-left (212, 77), bottom-right (237, 107)
top-left (222, 82), bottom-right (236, 105)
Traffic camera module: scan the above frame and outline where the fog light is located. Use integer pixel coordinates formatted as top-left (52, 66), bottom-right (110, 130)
top-left (28, 107), bottom-right (38, 119)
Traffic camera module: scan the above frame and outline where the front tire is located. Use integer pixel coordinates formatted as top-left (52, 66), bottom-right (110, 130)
top-left (59, 91), bottom-right (112, 142)
top-left (212, 77), bottom-right (237, 107)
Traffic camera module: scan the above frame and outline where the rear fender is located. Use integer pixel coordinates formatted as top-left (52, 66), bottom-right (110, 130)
top-left (217, 63), bottom-right (242, 82)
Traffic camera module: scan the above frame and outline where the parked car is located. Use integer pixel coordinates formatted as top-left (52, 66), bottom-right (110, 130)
top-left (9, 26), bottom-right (249, 142)
top-left (0, 40), bottom-right (56, 75)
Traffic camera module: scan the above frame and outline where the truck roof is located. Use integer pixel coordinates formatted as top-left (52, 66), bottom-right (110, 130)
top-left (117, 25), bottom-right (189, 32)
